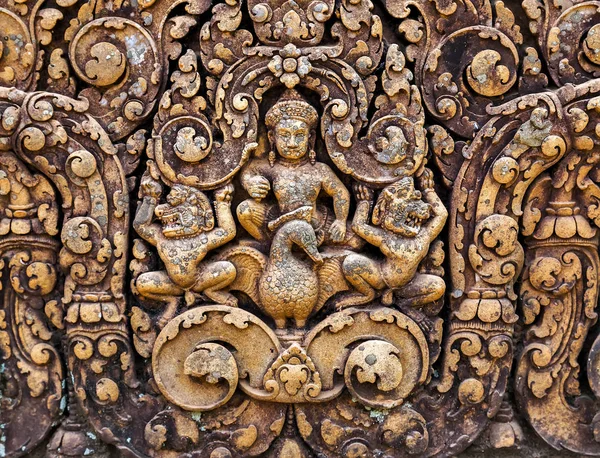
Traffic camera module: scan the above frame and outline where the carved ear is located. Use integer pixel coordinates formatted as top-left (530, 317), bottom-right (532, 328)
top-left (268, 130), bottom-right (275, 148)
top-left (372, 194), bottom-right (387, 226)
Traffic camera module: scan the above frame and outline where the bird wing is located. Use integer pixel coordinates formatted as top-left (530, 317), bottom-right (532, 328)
top-left (314, 250), bottom-right (350, 312)
top-left (218, 245), bottom-right (267, 307)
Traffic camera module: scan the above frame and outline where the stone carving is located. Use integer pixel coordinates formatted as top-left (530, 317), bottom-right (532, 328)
top-left (237, 89), bottom-right (353, 248)
top-left (134, 174), bottom-right (238, 320)
top-left (1, 0), bottom-right (600, 456)
top-left (339, 173), bottom-right (447, 308)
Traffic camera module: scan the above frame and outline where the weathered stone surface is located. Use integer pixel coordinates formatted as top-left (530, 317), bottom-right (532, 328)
top-left (1, 0), bottom-right (600, 456)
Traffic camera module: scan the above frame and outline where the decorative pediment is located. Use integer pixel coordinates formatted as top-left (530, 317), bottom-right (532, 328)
top-left (2, 0), bottom-right (600, 456)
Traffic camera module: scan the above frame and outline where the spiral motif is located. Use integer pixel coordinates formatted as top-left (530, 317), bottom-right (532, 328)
top-left (154, 116), bottom-right (215, 187)
top-left (422, 26), bottom-right (519, 137)
top-left (583, 24), bottom-right (600, 66)
top-left (466, 50), bottom-right (515, 97)
top-left (0, 9), bottom-right (34, 88)
top-left (69, 17), bottom-right (160, 139)
top-left (547, 3), bottom-right (600, 85)
top-left (152, 306), bottom-right (281, 411)
top-left (155, 340), bottom-right (239, 411)
top-left (344, 340), bottom-right (406, 408)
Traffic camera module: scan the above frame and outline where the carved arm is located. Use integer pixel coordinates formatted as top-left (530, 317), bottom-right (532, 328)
top-left (351, 184), bottom-right (385, 247)
top-left (208, 184), bottom-right (237, 249)
top-left (321, 164), bottom-right (350, 224)
top-left (240, 158), bottom-right (270, 200)
top-left (133, 173), bottom-right (163, 245)
top-left (419, 168), bottom-right (448, 240)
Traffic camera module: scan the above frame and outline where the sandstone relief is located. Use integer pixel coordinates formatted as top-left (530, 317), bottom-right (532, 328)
top-left (0, 0), bottom-right (600, 457)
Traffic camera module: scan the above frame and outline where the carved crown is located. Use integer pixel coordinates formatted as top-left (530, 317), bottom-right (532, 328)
top-left (265, 89), bottom-right (319, 130)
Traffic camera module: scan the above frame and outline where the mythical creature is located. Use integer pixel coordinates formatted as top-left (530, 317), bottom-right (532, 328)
top-left (338, 169), bottom-right (448, 308)
top-left (133, 171), bottom-right (238, 323)
top-left (220, 218), bottom-right (350, 329)
top-left (258, 219), bottom-right (323, 328)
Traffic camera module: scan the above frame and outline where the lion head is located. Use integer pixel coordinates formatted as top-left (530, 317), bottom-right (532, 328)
top-left (372, 177), bottom-right (431, 238)
top-left (155, 185), bottom-right (214, 238)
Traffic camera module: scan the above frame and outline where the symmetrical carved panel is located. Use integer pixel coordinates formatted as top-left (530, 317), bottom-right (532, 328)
top-left (1, 0), bottom-right (600, 456)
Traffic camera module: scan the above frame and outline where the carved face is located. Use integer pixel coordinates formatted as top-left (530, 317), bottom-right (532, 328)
top-left (374, 178), bottom-right (431, 238)
top-left (271, 119), bottom-right (310, 161)
top-left (155, 185), bottom-right (214, 238)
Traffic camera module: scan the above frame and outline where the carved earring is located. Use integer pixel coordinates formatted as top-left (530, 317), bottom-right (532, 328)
top-left (269, 150), bottom-right (276, 167)
top-left (309, 149), bottom-right (316, 165)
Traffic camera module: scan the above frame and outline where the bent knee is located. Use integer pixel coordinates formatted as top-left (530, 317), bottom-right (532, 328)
top-left (213, 260), bottom-right (236, 280)
top-left (343, 254), bottom-right (370, 275)
top-left (135, 273), bottom-right (154, 292)
top-left (432, 275), bottom-right (446, 296)
top-left (424, 274), bottom-right (446, 298)
top-left (236, 200), bottom-right (253, 219)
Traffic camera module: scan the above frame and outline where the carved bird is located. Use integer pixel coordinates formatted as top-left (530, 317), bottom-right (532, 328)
top-left (219, 220), bottom-right (348, 329)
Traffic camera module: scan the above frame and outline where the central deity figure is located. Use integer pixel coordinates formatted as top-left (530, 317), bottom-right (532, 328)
top-left (237, 89), bottom-right (356, 247)
top-left (219, 90), bottom-right (361, 329)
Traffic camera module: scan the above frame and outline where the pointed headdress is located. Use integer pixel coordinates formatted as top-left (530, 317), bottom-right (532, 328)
top-left (265, 89), bottom-right (319, 130)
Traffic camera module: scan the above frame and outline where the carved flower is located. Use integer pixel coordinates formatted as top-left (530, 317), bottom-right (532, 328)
top-left (533, 204), bottom-right (597, 240)
top-left (454, 292), bottom-right (518, 324)
top-left (268, 44), bottom-right (312, 89)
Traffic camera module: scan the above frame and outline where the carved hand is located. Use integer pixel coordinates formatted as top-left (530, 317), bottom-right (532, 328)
top-left (353, 182), bottom-right (374, 202)
top-left (214, 183), bottom-right (234, 204)
top-left (247, 176), bottom-right (270, 200)
top-left (329, 219), bottom-right (346, 242)
top-left (140, 171), bottom-right (163, 199)
top-left (241, 142), bottom-right (259, 161)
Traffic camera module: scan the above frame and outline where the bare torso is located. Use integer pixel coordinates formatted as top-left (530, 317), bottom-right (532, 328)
top-left (272, 164), bottom-right (322, 214)
top-left (156, 235), bottom-right (210, 288)
top-left (380, 236), bottom-right (428, 287)
top-left (251, 159), bottom-right (333, 216)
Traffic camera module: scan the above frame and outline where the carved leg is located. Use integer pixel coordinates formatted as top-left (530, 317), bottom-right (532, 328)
top-left (274, 318), bottom-right (287, 329)
top-left (193, 260), bottom-right (238, 306)
top-left (295, 318), bottom-right (307, 328)
top-left (337, 254), bottom-right (385, 309)
top-left (237, 198), bottom-right (269, 241)
top-left (136, 271), bottom-right (184, 327)
top-left (394, 273), bottom-right (445, 307)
